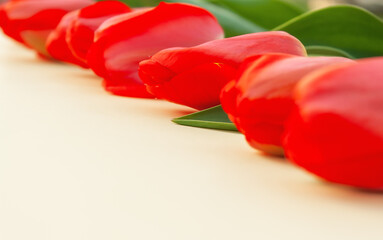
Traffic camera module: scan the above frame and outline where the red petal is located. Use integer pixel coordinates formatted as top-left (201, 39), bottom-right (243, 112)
top-left (146, 32), bottom-right (307, 75)
top-left (145, 62), bottom-right (237, 109)
top-left (221, 53), bottom-right (352, 156)
top-left (46, 10), bottom-right (88, 67)
top-left (87, 2), bottom-right (223, 98)
top-left (141, 32), bottom-right (307, 109)
top-left (1, 0), bottom-right (93, 57)
top-left (67, 1), bottom-right (132, 65)
top-left (284, 57), bottom-right (383, 189)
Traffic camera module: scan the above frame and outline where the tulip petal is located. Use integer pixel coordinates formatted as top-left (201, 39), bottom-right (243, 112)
top-left (143, 62), bottom-right (237, 109)
top-left (141, 31), bottom-right (307, 109)
top-left (221, 53), bottom-right (352, 156)
top-left (46, 10), bottom-right (88, 67)
top-left (1, 0), bottom-right (93, 57)
top-left (67, 1), bottom-right (132, 65)
top-left (284, 57), bottom-right (383, 189)
top-left (87, 2), bottom-right (224, 98)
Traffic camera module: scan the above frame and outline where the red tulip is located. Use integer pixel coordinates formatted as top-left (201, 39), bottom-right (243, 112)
top-left (0, 1), bottom-right (24, 44)
top-left (87, 2), bottom-right (224, 98)
top-left (284, 57), bottom-right (383, 190)
top-left (0, 3), bottom-right (13, 39)
top-left (139, 32), bottom-right (306, 109)
top-left (46, 10), bottom-right (88, 67)
top-left (221, 53), bottom-right (352, 156)
top-left (0, 0), bottom-right (93, 57)
top-left (66, 0), bottom-right (132, 66)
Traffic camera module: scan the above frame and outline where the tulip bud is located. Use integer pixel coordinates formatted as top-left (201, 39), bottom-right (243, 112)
top-left (0, 0), bottom-right (93, 58)
top-left (87, 2), bottom-right (224, 98)
top-left (221, 53), bottom-right (352, 156)
top-left (46, 10), bottom-right (88, 67)
top-left (139, 32), bottom-right (306, 109)
top-left (284, 57), bottom-right (383, 190)
top-left (66, 0), bottom-right (132, 66)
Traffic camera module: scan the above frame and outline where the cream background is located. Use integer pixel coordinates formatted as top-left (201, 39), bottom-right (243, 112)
top-left (1, 35), bottom-right (383, 240)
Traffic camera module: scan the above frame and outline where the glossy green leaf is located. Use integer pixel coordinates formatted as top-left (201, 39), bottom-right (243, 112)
top-left (207, 0), bottom-right (304, 29)
top-left (174, 7), bottom-right (383, 132)
top-left (283, 0), bottom-right (308, 9)
top-left (107, 0), bottom-right (265, 36)
top-left (274, 5), bottom-right (383, 58)
top-left (109, 0), bottom-right (305, 37)
top-left (97, 0), bottom-right (160, 7)
top-left (166, 0), bottom-right (266, 37)
top-left (306, 46), bottom-right (354, 58)
top-left (172, 106), bottom-right (237, 131)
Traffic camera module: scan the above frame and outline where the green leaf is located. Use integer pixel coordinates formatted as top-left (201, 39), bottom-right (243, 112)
top-left (106, 0), bottom-right (266, 36)
top-left (306, 46), bottom-right (355, 58)
top-left (172, 106), bottom-right (237, 131)
top-left (96, 0), bottom-right (160, 7)
top-left (174, 6), bottom-right (383, 132)
top-left (107, 0), bottom-right (304, 37)
top-left (274, 5), bottom-right (383, 58)
top-left (207, 0), bottom-right (304, 30)
top-left (283, 0), bottom-right (308, 9)
top-left (166, 0), bottom-right (266, 37)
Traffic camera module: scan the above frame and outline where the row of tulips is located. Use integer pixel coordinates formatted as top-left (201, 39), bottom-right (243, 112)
top-left (1, 0), bottom-right (382, 191)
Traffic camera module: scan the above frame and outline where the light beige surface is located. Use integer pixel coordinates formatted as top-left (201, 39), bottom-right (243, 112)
top-left (1, 35), bottom-right (383, 240)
